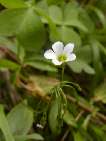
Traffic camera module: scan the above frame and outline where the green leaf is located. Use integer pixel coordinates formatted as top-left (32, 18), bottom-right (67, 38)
top-left (17, 44), bottom-right (25, 63)
top-left (50, 26), bottom-right (81, 46)
top-left (98, 42), bottom-right (106, 56)
top-left (89, 6), bottom-right (106, 27)
top-left (34, 6), bottom-right (59, 41)
top-left (63, 3), bottom-right (88, 32)
top-left (75, 45), bottom-right (92, 63)
top-left (37, 0), bottom-right (48, 14)
top-left (63, 110), bottom-right (77, 127)
top-left (94, 82), bottom-right (106, 104)
top-left (64, 20), bottom-right (88, 32)
top-left (47, 3), bottom-right (87, 32)
top-left (96, 0), bottom-right (106, 12)
top-left (0, 0), bottom-right (27, 9)
top-left (25, 60), bottom-right (57, 72)
top-left (90, 125), bottom-right (105, 141)
top-left (84, 64), bottom-right (95, 74)
top-left (17, 8), bottom-right (46, 52)
top-left (79, 9), bottom-right (95, 33)
top-left (68, 60), bottom-right (95, 74)
top-left (0, 59), bottom-right (19, 70)
top-left (74, 129), bottom-right (93, 141)
top-left (7, 102), bottom-right (33, 135)
top-left (0, 105), bottom-right (15, 141)
top-left (48, 98), bottom-right (61, 135)
top-left (73, 131), bottom-right (84, 141)
top-left (64, 2), bottom-right (79, 21)
top-left (0, 9), bottom-right (26, 36)
top-left (15, 133), bottom-right (44, 141)
top-left (47, 0), bottom-right (64, 5)
top-left (82, 114), bottom-right (91, 130)
top-left (68, 60), bottom-right (82, 73)
top-left (91, 40), bottom-right (103, 82)
top-left (49, 5), bottom-right (62, 25)
top-left (0, 36), bottom-right (17, 53)
top-left (0, 8), bottom-right (46, 51)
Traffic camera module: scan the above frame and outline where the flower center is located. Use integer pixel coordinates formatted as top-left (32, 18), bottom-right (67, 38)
top-left (58, 54), bottom-right (67, 62)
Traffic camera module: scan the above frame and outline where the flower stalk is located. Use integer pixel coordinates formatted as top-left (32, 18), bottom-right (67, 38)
top-left (61, 64), bottom-right (65, 81)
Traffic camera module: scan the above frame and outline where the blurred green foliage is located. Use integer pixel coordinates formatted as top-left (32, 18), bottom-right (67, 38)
top-left (0, 0), bottom-right (106, 141)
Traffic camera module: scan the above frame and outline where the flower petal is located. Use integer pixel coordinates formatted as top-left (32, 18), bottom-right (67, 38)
top-left (67, 53), bottom-right (76, 62)
top-left (44, 49), bottom-right (56, 59)
top-left (64, 43), bottom-right (74, 53)
top-left (52, 59), bottom-right (62, 65)
top-left (52, 41), bottom-right (64, 55)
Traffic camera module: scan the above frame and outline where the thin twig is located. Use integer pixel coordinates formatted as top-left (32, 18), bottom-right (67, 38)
top-left (66, 95), bottom-right (106, 123)
top-left (75, 110), bottom-right (84, 122)
top-left (60, 110), bottom-right (84, 141)
top-left (60, 127), bottom-right (70, 141)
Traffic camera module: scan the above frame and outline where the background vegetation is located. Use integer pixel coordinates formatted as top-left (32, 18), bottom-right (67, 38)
top-left (0, 0), bottom-right (106, 140)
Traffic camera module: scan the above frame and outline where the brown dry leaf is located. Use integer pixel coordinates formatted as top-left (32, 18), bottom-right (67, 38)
top-left (29, 75), bottom-right (59, 94)
top-left (17, 74), bottom-right (59, 99)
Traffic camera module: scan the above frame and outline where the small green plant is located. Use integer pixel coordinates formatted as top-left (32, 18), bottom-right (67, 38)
top-left (0, 0), bottom-right (106, 141)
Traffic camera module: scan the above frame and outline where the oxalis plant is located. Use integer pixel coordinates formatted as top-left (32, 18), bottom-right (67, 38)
top-left (0, 0), bottom-right (106, 141)
top-left (44, 41), bottom-right (78, 135)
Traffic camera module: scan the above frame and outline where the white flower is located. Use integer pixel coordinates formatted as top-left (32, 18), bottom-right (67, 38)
top-left (44, 41), bottom-right (76, 65)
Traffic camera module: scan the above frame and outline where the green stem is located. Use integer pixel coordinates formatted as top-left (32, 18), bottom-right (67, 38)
top-left (61, 64), bottom-right (65, 81)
